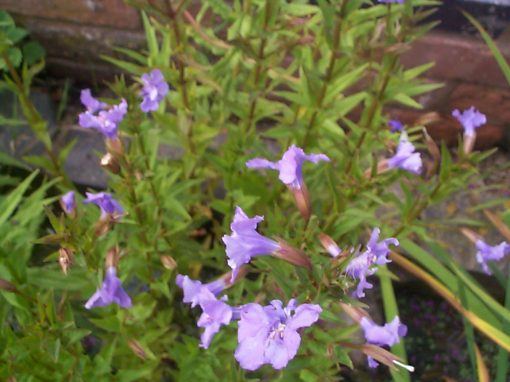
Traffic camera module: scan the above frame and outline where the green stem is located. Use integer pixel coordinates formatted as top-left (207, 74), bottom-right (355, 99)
top-left (496, 264), bottom-right (510, 382)
top-left (301, 2), bottom-right (346, 147)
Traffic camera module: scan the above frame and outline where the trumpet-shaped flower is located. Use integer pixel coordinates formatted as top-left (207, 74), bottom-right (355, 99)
top-left (452, 107), bottom-right (486, 137)
top-left (235, 299), bottom-right (322, 370)
top-left (61, 191), bottom-right (76, 215)
top-left (346, 228), bottom-right (398, 298)
top-left (475, 239), bottom-right (510, 274)
top-left (84, 192), bottom-right (124, 220)
top-left (140, 69), bottom-right (169, 112)
top-left (387, 137), bottom-right (422, 175)
top-left (175, 274), bottom-right (227, 308)
top-left (85, 267), bottom-right (132, 309)
top-left (246, 145), bottom-right (330, 190)
top-left (360, 316), bottom-right (407, 368)
top-left (78, 89), bottom-right (127, 139)
top-left (222, 207), bottom-right (280, 280)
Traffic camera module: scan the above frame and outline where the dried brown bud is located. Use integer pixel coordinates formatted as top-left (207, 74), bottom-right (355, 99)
top-left (160, 255), bottom-right (177, 270)
top-left (100, 153), bottom-right (120, 174)
top-left (105, 246), bottom-right (120, 268)
top-left (58, 248), bottom-right (73, 275)
top-left (0, 278), bottom-right (18, 293)
top-left (274, 239), bottom-right (312, 270)
top-left (423, 128), bottom-right (440, 164)
top-left (128, 339), bottom-right (146, 360)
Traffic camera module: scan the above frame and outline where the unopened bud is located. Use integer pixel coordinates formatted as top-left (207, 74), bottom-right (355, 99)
top-left (58, 248), bottom-right (73, 275)
top-left (105, 246), bottom-right (120, 268)
top-left (423, 128), bottom-right (440, 164)
top-left (100, 153), bottom-right (120, 174)
top-left (290, 184), bottom-right (311, 222)
top-left (128, 339), bottom-right (146, 360)
top-left (319, 233), bottom-right (341, 258)
top-left (0, 278), bottom-right (17, 293)
top-left (160, 255), bottom-right (177, 270)
top-left (274, 239), bottom-right (312, 270)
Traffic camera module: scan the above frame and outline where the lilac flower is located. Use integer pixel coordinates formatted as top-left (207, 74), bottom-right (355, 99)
top-left (367, 228), bottom-right (399, 265)
top-left (61, 191), bottom-right (76, 215)
top-left (175, 274), bottom-right (227, 308)
top-left (388, 120), bottom-right (404, 133)
top-left (196, 290), bottom-right (233, 349)
top-left (84, 192), bottom-right (124, 220)
top-left (222, 207), bottom-right (280, 281)
top-left (360, 316), bottom-right (407, 368)
top-left (78, 89), bottom-right (127, 139)
top-left (346, 228), bottom-right (398, 298)
top-left (246, 145), bottom-right (330, 190)
top-left (475, 239), bottom-right (510, 274)
top-left (85, 267), bottom-right (132, 309)
top-left (235, 299), bottom-right (322, 370)
top-left (140, 69), bottom-right (169, 113)
top-left (387, 137), bottom-right (422, 175)
top-left (452, 107), bottom-right (486, 137)
top-left (176, 274), bottom-right (233, 348)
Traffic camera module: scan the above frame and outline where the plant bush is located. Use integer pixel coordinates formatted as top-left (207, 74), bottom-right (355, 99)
top-left (1, 1), bottom-right (510, 381)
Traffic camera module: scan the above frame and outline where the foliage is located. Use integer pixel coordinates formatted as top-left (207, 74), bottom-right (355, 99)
top-left (0, 1), bottom-right (509, 381)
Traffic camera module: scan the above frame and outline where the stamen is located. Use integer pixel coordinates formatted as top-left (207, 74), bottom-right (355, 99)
top-left (393, 360), bottom-right (415, 372)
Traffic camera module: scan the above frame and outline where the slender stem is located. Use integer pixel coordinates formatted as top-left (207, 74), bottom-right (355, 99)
top-left (344, 54), bottom-right (398, 175)
top-left (243, 0), bottom-right (272, 137)
top-left (164, 0), bottom-right (190, 110)
top-left (2, 52), bottom-right (70, 185)
top-left (301, 2), bottom-right (346, 147)
top-left (133, 126), bottom-right (174, 250)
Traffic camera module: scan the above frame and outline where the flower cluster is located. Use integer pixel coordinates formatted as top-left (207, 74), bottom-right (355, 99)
top-left (78, 89), bottom-right (127, 139)
top-left (78, 69), bottom-right (169, 139)
top-left (346, 228), bottom-right (399, 298)
top-left (475, 239), bottom-right (510, 274)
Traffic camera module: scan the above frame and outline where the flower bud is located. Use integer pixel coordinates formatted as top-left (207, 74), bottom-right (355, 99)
top-left (58, 248), bottom-right (73, 275)
top-left (128, 339), bottom-right (146, 360)
top-left (319, 233), bottom-right (341, 258)
top-left (160, 255), bottom-right (177, 270)
top-left (100, 152), bottom-right (120, 174)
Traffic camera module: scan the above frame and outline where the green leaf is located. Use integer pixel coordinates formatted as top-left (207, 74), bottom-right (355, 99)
top-left (0, 169), bottom-right (38, 225)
